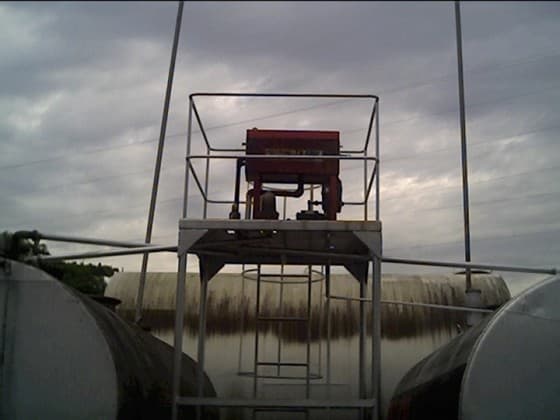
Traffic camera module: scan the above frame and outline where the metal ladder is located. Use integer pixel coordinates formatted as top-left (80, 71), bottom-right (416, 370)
top-left (251, 263), bottom-right (315, 419)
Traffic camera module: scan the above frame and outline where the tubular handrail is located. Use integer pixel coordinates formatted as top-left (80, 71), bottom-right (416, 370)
top-left (383, 256), bottom-right (558, 275)
top-left (188, 93), bottom-right (378, 153)
top-left (13, 230), bottom-right (557, 276)
top-left (190, 92), bottom-right (379, 100)
top-left (327, 294), bottom-right (495, 313)
top-left (186, 154), bottom-right (378, 208)
top-left (187, 154), bottom-right (378, 160)
top-left (242, 267), bottom-right (325, 284)
top-left (12, 230), bottom-right (150, 249)
top-left (183, 92), bottom-right (380, 222)
top-left (187, 160), bottom-right (247, 205)
top-left (29, 244), bottom-right (177, 262)
top-left (343, 99), bottom-right (378, 154)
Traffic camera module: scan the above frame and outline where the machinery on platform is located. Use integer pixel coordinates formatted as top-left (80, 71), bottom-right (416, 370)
top-left (230, 128), bottom-right (343, 221)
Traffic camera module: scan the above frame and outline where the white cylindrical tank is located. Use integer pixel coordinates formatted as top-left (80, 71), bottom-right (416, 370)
top-left (461, 273), bottom-right (560, 419)
top-left (0, 259), bottom-right (216, 419)
top-left (388, 273), bottom-right (560, 420)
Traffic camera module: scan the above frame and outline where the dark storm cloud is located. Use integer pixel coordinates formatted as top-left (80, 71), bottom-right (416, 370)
top-left (1, 3), bottom-right (168, 95)
top-left (1, 1), bottom-right (558, 290)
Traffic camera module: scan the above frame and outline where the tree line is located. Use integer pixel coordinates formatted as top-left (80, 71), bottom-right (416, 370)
top-left (1, 231), bottom-right (118, 295)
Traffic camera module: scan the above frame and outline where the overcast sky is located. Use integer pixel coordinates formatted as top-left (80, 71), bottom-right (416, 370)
top-left (1, 1), bottom-right (559, 293)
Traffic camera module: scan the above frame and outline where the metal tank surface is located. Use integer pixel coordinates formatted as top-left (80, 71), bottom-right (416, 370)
top-left (105, 271), bottom-right (510, 338)
top-left (0, 258), bottom-right (217, 420)
top-left (387, 273), bottom-right (560, 420)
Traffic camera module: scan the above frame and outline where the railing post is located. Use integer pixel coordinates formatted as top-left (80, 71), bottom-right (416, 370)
top-left (172, 251), bottom-right (188, 420)
top-left (372, 257), bottom-right (381, 420)
top-left (454, 0), bottom-right (473, 292)
top-left (183, 99), bottom-right (194, 219)
top-left (375, 100), bottom-right (380, 222)
top-left (136, 0), bottom-right (184, 325)
top-left (196, 272), bottom-right (209, 420)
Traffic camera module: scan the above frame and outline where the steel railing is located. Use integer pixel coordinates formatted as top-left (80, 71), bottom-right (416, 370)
top-left (182, 92), bottom-right (380, 222)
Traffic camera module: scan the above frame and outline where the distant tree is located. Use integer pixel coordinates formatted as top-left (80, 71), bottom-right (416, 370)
top-left (1, 231), bottom-right (118, 295)
top-left (0, 230), bottom-right (49, 260)
top-left (40, 261), bottom-right (118, 295)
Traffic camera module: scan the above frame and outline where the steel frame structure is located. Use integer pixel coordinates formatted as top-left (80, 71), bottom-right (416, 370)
top-left (13, 92), bottom-right (558, 420)
top-left (174, 92), bottom-right (382, 420)
top-left (181, 93), bottom-right (380, 221)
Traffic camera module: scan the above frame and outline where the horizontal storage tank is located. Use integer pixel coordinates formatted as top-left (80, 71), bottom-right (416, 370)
top-left (388, 273), bottom-right (560, 420)
top-left (105, 271), bottom-right (511, 339)
top-left (0, 259), bottom-right (217, 419)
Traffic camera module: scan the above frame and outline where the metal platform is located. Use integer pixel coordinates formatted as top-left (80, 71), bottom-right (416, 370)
top-left (178, 219), bottom-right (382, 282)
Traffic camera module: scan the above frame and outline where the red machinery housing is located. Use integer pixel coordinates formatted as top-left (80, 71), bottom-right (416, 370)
top-left (243, 128), bottom-right (342, 220)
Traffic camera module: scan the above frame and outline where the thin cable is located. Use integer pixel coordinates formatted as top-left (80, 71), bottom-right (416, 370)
top-left (384, 226), bottom-right (560, 253)
top-left (0, 135), bottom-right (167, 171)
top-left (343, 82), bottom-right (560, 134)
top-left (2, 50), bottom-right (559, 171)
top-left (9, 161), bottom-right (560, 229)
top-left (8, 108), bottom-right (560, 199)
top-left (10, 164), bottom-right (183, 196)
top-left (340, 121), bottom-right (560, 176)
top-left (398, 190), bottom-right (560, 214)
top-left (44, 226), bottom-right (560, 261)
top-left (9, 196), bottom-right (183, 228)
top-left (381, 163), bottom-right (560, 202)
top-left (0, 101), bottom-right (348, 171)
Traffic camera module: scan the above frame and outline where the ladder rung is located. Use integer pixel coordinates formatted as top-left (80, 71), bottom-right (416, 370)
top-left (257, 361), bottom-right (308, 367)
top-left (238, 371), bottom-right (322, 380)
top-left (253, 374), bottom-right (314, 380)
top-left (259, 274), bottom-right (311, 278)
top-left (253, 408), bottom-right (307, 413)
top-left (257, 316), bottom-right (308, 322)
top-left (176, 397), bottom-right (378, 409)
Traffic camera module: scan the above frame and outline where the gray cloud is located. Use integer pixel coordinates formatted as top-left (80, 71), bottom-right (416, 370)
top-left (1, 1), bottom-right (558, 292)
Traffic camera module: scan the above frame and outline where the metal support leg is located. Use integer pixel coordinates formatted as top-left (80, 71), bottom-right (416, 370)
top-left (325, 264), bottom-right (332, 419)
top-left (238, 265), bottom-right (247, 374)
top-left (196, 273), bottom-right (209, 420)
top-left (372, 257), bottom-right (381, 420)
top-left (172, 252), bottom-right (188, 420)
top-left (253, 264), bottom-right (262, 398)
top-left (359, 273), bottom-right (366, 419)
top-left (277, 264), bottom-right (284, 377)
top-left (317, 266), bottom-right (324, 378)
top-left (253, 179), bottom-right (262, 219)
top-left (306, 265), bottom-right (312, 399)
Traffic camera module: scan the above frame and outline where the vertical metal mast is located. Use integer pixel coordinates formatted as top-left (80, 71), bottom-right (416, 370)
top-left (136, 1), bottom-right (185, 323)
top-left (454, 0), bottom-right (472, 291)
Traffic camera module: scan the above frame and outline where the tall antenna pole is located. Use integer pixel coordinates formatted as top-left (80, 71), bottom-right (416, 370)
top-left (454, 0), bottom-right (472, 292)
top-left (135, 1), bottom-right (184, 324)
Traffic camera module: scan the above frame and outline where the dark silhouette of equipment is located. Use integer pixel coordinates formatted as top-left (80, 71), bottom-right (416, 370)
top-left (230, 128), bottom-right (343, 220)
